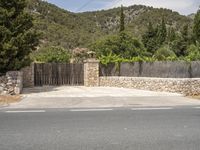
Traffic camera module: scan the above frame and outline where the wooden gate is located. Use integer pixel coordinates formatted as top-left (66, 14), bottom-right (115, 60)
top-left (34, 63), bottom-right (84, 86)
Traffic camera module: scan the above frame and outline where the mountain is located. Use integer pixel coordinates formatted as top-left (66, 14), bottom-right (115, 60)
top-left (188, 13), bottom-right (196, 19)
top-left (27, 0), bottom-right (193, 50)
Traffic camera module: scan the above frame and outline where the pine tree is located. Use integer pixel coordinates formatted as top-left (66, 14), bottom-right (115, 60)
top-left (193, 8), bottom-right (200, 42)
top-left (120, 5), bottom-right (125, 32)
top-left (0, 0), bottom-right (39, 73)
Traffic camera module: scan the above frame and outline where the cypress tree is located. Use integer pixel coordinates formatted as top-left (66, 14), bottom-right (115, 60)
top-left (156, 17), bottom-right (167, 45)
top-left (180, 24), bottom-right (189, 56)
top-left (193, 8), bottom-right (200, 42)
top-left (0, 0), bottom-right (39, 73)
top-left (120, 5), bottom-right (125, 32)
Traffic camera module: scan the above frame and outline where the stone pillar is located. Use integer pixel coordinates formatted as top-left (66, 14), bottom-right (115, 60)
top-left (21, 63), bottom-right (34, 87)
top-left (84, 59), bottom-right (100, 87)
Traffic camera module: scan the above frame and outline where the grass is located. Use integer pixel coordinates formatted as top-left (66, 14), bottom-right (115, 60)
top-left (0, 95), bottom-right (21, 105)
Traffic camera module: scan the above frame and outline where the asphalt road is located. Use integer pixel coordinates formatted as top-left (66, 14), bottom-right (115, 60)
top-left (0, 107), bottom-right (200, 150)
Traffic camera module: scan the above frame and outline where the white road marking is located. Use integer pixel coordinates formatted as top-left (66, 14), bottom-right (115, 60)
top-left (131, 107), bottom-right (173, 111)
top-left (70, 108), bottom-right (113, 112)
top-left (5, 110), bottom-right (46, 113)
top-left (194, 107), bottom-right (200, 109)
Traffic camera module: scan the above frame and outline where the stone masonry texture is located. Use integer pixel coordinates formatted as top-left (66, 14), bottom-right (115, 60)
top-left (84, 59), bottom-right (100, 87)
top-left (0, 71), bottom-right (23, 95)
top-left (21, 64), bottom-right (34, 88)
top-left (100, 77), bottom-right (200, 96)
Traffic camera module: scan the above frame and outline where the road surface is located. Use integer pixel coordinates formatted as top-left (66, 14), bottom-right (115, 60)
top-left (0, 106), bottom-right (200, 150)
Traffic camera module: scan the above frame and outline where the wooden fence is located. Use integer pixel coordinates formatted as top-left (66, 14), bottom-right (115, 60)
top-left (100, 61), bottom-right (200, 78)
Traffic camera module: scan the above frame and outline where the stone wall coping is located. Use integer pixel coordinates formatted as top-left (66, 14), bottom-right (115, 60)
top-left (100, 76), bottom-right (200, 80)
top-left (84, 59), bottom-right (100, 63)
top-left (6, 71), bottom-right (21, 75)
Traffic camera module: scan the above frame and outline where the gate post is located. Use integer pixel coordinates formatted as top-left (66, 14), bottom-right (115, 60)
top-left (21, 63), bottom-right (35, 87)
top-left (84, 59), bottom-right (100, 87)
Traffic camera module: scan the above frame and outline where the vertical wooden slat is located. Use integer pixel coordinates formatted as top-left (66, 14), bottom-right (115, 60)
top-left (34, 63), bottom-right (84, 86)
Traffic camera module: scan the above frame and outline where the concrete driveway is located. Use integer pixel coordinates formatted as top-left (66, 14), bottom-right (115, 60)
top-left (3, 86), bottom-right (200, 109)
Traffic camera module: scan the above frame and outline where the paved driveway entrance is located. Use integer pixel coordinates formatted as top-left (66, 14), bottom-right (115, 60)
top-left (22, 86), bottom-right (183, 98)
top-left (2, 86), bottom-right (200, 109)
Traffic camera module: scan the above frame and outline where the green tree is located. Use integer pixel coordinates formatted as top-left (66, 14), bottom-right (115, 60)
top-left (170, 24), bottom-right (190, 57)
top-left (186, 42), bottom-right (200, 61)
top-left (193, 8), bottom-right (200, 42)
top-left (32, 46), bottom-right (71, 63)
top-left (119, 5), bottom-right (125, 32)
top-left (91, 32), bottom-right (147, 59)
top-left (0, 0), bottom-right (39, 73)
top-left (142, 22), bottom-right (158, 55)
top-left (182, 24), bottom-right (189, 42)
top-left (167, 27), bottom-right (176, 42)
top-left (143, 18), bottom-right (167, 54)
top-left (156, 18), bottom-right (167, 45)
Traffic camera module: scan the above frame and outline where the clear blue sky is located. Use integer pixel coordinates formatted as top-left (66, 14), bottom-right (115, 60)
top-left (46, 0), bottom-right (200, 15)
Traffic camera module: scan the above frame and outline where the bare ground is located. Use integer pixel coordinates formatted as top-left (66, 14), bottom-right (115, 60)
top-left (190, 96), bottom-right (200, 100)
top-left (0, 95), bottom-right (21, 105)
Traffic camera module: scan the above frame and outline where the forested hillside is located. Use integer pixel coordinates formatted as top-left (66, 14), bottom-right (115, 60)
top-left (27, 0), bottom-right (192, 50)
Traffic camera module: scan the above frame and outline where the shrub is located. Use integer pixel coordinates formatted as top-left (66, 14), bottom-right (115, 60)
top-left (91, 32), bottom-right (148, 59)
top-left (186, 42), bottom-right (200, 61)
top-left (32, 46), bottom-right (71, 63)
top-left (153, 45), bottom-right (177, 61)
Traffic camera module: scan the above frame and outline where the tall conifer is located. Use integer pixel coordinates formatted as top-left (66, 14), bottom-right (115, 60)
top-left (0, 0), bottom-right (39, 72)
top-left (120, 5), bottom-right (125, 32)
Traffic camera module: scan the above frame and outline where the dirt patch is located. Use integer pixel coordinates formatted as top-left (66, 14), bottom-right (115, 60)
top-left (188, 96), bottom-right (200, 100)
top-left (0, 95), bottom-right (21, 105)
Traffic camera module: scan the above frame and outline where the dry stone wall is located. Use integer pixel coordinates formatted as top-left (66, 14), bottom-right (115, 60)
top-left (100, 77), bottom-right (200, 96)
top-left (1, 60), bottom-right (198, 96)
top-left (0, 71), bottom-right (23, 95)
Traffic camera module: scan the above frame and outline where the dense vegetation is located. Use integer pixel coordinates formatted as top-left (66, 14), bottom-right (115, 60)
top-left (194, 9), bottom-right (200, 42)
top-left (27, 0), bottom-right (192, 49)
top-left (91, 7), bottom-right (200, 64)
top-left (0, 0), bottom-right (39, 72)
top-left (25, 0), bottom-right (200, 64)
top-left (0, 0), bottom-right (199, 68)
top-left (32, 46), bottom-right (70, 63)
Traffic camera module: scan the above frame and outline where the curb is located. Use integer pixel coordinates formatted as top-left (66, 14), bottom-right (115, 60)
top-left (0, 103), bottom-right (9, 109)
